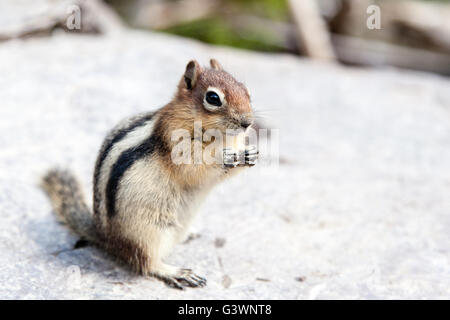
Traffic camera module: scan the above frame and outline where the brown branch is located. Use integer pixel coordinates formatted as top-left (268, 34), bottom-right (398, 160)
top-left (131, 0), bottom-right (221, 30)
top-left (288, 0), bottom-right (336, 61)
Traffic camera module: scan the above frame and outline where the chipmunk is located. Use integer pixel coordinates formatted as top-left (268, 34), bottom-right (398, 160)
top-left (41, 59), bottom-right (258, 289)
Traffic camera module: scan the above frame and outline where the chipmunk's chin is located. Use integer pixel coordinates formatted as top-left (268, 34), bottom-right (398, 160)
top-left (224, 126), bottom-right (247, 136)
top-left (225, 131), bottom-right (242, 137)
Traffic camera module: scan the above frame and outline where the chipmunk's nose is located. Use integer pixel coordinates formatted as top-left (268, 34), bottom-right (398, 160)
top-left (240, 119), bottom-right (252, 129)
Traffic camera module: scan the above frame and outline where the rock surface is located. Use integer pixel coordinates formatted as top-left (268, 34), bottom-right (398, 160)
top-left (0, 30), bottom-right (449, 299)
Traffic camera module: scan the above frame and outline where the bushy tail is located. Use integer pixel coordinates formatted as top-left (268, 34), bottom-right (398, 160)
top-left (41, 169), bottom-right (96, 242)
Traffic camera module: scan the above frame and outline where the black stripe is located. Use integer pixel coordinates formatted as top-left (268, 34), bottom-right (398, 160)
top-left (105, 132), bottom-right (167, 218)
top-left (93, 113), bottom-right (154, 213)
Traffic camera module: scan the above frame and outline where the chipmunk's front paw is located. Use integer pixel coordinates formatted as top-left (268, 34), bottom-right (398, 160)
top-left (223, 146), bottom-right (258, 168)
top-left (244, 145), bottom-right (258, 166)
top-left (223, 148), bottom-right (240, 168)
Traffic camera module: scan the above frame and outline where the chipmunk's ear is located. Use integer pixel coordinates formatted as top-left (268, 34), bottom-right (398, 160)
top-left (210, 58), bottom-right (223, 71)
top-left (184, 60), bottom-right (201, 90)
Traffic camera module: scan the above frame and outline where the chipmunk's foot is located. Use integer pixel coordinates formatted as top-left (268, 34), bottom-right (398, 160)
top-left (153, 266), bottom-right (207, 290)
top-left (175, 268), bottom-right (207, 288)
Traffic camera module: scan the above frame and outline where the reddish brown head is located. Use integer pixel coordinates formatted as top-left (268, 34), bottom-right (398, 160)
top-left (175, 59), bottom-right (253, 133)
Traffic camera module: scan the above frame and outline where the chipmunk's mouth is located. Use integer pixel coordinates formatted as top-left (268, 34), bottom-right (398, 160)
top-left (225, 130), bottom-right (244, 136)
top-left (220, 117), bottom-right (252, 136)
top-left (224, 123), bottom-right (246, 135)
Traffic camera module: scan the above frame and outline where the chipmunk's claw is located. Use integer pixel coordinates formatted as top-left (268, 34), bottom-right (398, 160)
top-left (154, 269), bottom-right (207, 290)
top-left (244, 145), bottom-right (259, 166)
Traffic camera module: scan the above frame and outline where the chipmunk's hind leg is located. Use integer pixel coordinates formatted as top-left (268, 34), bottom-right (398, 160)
top-left (147, 228), bottom-right (207, 289)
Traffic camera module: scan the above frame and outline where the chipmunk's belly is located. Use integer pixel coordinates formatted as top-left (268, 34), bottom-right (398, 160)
top-left (110, 155), bottom-right (208, 246)
top-left (113, 156), bottom-right (178, 223)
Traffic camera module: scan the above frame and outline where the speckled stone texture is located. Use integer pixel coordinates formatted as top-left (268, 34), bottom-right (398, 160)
top-left (0, 30), bottom-right (449, 299)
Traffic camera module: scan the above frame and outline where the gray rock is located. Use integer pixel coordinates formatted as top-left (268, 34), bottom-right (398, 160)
top-left (0, 0), bottom-right (124, 40)
top-left (0, 30), bottom-right (449, 299)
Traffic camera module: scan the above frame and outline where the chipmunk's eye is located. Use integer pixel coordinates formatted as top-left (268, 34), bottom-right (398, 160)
top-left (205, 91), bottom-right (222, 107)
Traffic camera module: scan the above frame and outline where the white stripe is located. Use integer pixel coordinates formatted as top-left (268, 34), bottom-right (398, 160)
top-left (97, 118), bottom-right (156, 219)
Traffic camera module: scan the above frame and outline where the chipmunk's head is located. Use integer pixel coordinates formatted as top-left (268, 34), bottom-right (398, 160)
top-left (177, 59), bottom-right (253, 134)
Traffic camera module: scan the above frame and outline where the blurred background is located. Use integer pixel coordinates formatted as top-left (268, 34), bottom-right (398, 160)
top-left (2, 0), bottom-right (449, 75)
top-left (2, 0), bottom-right (450, 75)
top-left (110, 0), bottom-right (450, 75)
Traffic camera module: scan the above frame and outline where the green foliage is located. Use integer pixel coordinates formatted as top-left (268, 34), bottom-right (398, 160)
top-left (162, 17), bottom-right (285, 52)
top-left (161, 0), bottom-right (290, 51)
top-left (230, 0), bottom-right (289, 21)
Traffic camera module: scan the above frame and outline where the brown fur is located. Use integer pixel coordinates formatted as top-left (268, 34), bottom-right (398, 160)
top-left (41, 59), bottom-right (255, 289)
top-left (154, 59), bottom-right (253, 188)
